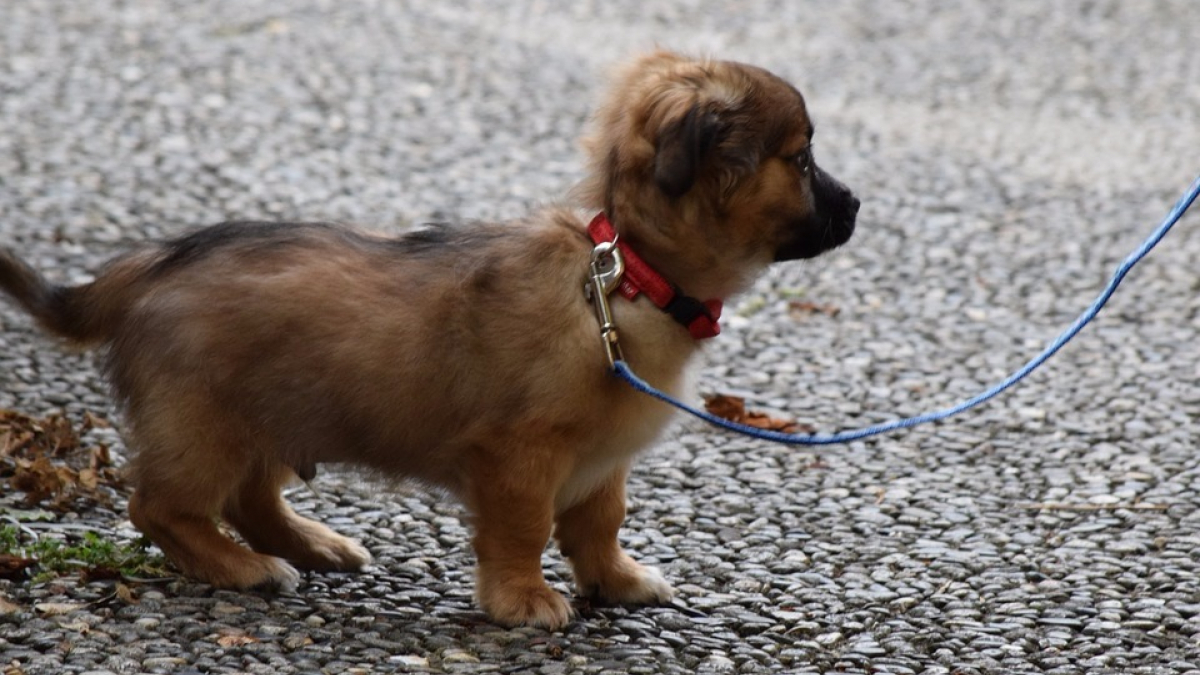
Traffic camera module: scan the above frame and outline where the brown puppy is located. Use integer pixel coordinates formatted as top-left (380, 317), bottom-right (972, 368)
top-left (0, 51), bottom-right (858, 629)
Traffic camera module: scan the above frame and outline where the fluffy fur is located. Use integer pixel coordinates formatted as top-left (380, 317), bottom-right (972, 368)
top-left (0, 51), bottom-right (858, 629)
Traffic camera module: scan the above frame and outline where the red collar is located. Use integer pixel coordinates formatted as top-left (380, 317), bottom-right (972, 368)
top-left (587, 213), bottom-right (722, 340)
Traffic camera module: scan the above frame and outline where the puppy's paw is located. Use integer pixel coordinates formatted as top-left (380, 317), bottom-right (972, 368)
top-left (292, 531), bottom-right (372, 572)
top-left (322, 537), bottom-right (372, 571)
top-left (245, 556), bottom-right (302, 592)
top-left (577, 555), bottom-right (674, 606)
top-left (480, 581), bottom-right (574, 630)
top-left (200, 554), bottom-right (300, 592)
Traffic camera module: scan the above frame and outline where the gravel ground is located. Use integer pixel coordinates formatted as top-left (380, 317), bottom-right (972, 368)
top-left (3, 1), bottom-right (1200, 673)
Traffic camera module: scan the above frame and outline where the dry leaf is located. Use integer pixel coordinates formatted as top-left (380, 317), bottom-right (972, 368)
top-left (703, 394), bottom-right (747, 422)
top-left (115, 583), bottom-right (139, 605)
top-left (788, 300), bottom-right (840, 317)
top-left (42, 414), bottom-right (80, 456)
top-left (34, 602), bottom-right (83, 616)
top-left (703, 394), bottom-right (815, 434)
top-left (1, 408), bottom-right (124, 510)
top-left (0, 554), bottom-right (36, 581)
top-left (216, 633), bottom-right (260, 647)
top-left (81, 411), bottom-right (111, 431)
top-left (283, 634), bottom-right (315, 650)
top-left (12, 456), bottom-right (70, 503)
top-left (90, 445), bottom-right (112, 469)
top-left (3, 431), bottom-right (33, 455)
top-left (0, 596), bottom-right (21, 614)
top-left (56, 619), bottom-right (91, 633)
top-left (79, 565), bottom-right (122, 583)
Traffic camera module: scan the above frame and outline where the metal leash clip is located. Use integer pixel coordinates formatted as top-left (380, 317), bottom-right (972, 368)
top-left (586, 239), bottom-right (626, 367)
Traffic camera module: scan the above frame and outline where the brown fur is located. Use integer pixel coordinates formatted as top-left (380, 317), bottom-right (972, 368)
top-left (0, 52), bottom-right (858, 629)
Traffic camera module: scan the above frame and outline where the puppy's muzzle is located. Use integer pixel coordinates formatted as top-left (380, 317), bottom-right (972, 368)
top-left (814, 165), bottom-right (859, 244)
top-left (775, 165), bottom-right (860, 261)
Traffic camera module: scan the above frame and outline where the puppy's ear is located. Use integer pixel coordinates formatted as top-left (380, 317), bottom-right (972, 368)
top-left (654, 105), bottom-right (723, 198)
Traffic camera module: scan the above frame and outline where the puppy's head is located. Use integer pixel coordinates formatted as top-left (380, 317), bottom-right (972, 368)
top-left (578, 52), bottom-right (858, 297)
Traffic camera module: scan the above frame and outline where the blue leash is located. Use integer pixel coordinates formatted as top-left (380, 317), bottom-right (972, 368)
top-left (612, 175), bottom-right (1200, 445)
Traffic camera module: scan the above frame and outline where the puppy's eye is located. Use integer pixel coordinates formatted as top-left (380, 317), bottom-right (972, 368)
top-left (789, 147), bottom-right (813, 175)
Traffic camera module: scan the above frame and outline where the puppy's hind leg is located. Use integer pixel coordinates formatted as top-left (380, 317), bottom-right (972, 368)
top-left (128, 461), bottom-right (301, 592)
top-left (126, 401), bottom-right (300, 591)
top-left (554, 466), bottom-right (673, 606)
top-left (222, 461), bottom-right (371, 573)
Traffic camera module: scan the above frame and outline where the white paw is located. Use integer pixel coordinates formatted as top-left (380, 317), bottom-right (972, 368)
top-left (583, 559), bottom-right (675, 605)
top-left (255, 557), bottom-right (302, 592)
top-left (622, 564), bottom-right (675, 604)
top-left (480, 582), bottom-right (575, 630)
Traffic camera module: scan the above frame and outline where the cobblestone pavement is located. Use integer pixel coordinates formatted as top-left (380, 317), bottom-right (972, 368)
top-left (2, 1), bottom-right (1199, 673)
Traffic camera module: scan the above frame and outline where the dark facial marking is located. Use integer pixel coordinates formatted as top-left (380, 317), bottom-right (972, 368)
top-left (774, 164), bottom-right (860, 261)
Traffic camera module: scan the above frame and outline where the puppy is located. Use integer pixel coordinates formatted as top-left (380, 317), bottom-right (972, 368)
top-left (0, 51), bottom-right (858, 629)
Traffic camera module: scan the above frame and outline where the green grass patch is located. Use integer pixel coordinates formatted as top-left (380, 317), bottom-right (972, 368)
top-left (0, 524), bottom-right (169, 583)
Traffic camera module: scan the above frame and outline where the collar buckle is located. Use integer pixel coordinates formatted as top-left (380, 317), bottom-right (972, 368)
top-left (586, 241), bottom-right (626, 367)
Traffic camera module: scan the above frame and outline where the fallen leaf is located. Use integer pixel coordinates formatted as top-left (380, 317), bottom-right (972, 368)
top-left (742, 410), bottom-right (813, 434)
top-left (41, 414), bottom-right (80, 456)
top-left (3, 430), bottom-right (34, 455)
top-left (216, 633), bottom-right (260, 647)
top-left (56, 619), bottom-right (91, 633)
top-left (90, 445), bottom-right (112, 469)
top-left (703, 394), bottom-right (747, 422)
top-left (12, 456), bottom-right (71, 504)
top-left (0, 595), bottom-right (21, 614)
top-left (114, 583), bottom-right (138, 605)
top-left (81, 411), bottom-right (111, 431)
top-left (1, 408), bottom-right (125, 510)
top-left (34, 602), bottom-right (83, 616)
top-left (0, 555), bottom-right (35, 581)
top-left (788, 300), bottom-right (840, 317)
top-left (283, 635), bottom-right (315, 650)
top-left (703, 394), bottom-right (815, 434)
top-left (79, 565), bottom-right (122, 583)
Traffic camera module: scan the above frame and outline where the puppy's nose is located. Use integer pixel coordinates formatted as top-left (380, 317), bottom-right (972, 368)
top-left (848, 194), bottom-right (861, 216)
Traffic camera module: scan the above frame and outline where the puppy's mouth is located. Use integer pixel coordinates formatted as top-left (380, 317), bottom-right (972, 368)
top-left (774, 166), bottom-right (860, 262)
top-left (774, 214), bottom-right (856, 261)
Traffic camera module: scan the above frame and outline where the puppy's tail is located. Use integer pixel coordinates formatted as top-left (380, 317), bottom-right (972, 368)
top-left (0, 248), bottom-right (142, 345)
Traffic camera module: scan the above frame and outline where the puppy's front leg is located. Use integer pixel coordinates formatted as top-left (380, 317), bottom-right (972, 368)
top-left (470, 470), bottom-right (572, 629)
top-left (554, 466), bottom-right (673, 606)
